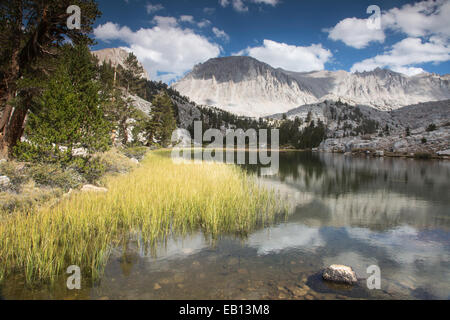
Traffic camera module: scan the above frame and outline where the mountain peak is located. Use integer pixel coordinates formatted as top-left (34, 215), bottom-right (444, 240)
top-left (172, 55), bottom-right (450, 117)
top-left (92, 48), bottom-right (150, 80)
top-left (355, 67), bottom-right (403, 78)
top-left (188, 55), bottom-right (276, 82)
top-left (196, 56), bottom-right (267, 68)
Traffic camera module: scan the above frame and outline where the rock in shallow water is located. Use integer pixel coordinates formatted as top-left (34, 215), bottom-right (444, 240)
top-left (322, 265), bottom-right (358, 285)
top-left (153, 283), bottom-right (161, 290)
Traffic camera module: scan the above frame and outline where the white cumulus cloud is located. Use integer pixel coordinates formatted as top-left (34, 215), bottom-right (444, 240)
top-left (179, 15), bottom-right (195, 23)
top-left (351, 37), bottom-right (450, 76)
top-left (212, 27), bottom-right (230, 42)
top-left (219, 0), bottom-right (279, 12)
top-left (251, 0), bottom-right (279, 6)
top-left (383, 0), bottom-right (450, 39)
top-left (178, 15), bottom-right (211, 29)
top-left (145, 3), bottom-right (164, 14)
top-left (327, 17), bottom-right (385, 49)
top-left (203, 7), bottom-right (216, 15)
top-left (197, 19), bottom-right (212, 28)
top-left (236, 39), bottom-right (332, 72)
top-left (327, 0), bottom-right (450, 75)
top-left (151, 16), bottom-right (178, 27)
top-left (94, 21), bottom-right (221, 82)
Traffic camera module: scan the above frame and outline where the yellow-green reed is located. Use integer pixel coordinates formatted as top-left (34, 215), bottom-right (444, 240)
top-left (0, 150), bottom-right (283, 285)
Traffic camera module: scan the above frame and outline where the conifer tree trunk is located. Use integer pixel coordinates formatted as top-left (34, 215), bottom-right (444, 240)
top-left (120, 119), bottom-right (128, 145)
top-left (0, 105), bottom-right (28, 157)
top-left (0, 31), bottom-right (21, 159)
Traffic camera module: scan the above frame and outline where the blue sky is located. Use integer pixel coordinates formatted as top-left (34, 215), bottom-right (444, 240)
top-left (92, 0), bottom-right (450, 82)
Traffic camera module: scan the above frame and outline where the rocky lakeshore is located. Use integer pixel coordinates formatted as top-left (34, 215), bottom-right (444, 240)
top-left (318, 123), bottom-right (450, 159)
top-left (310, 100), bottom-right (450, 159)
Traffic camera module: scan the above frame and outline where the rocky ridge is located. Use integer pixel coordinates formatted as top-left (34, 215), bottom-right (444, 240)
top-left (173, 56), bottom-right (450, 117)
top-left (269, 99), bottom-right (450, 156)
top-left (92, 48), bottom-right (150, 80)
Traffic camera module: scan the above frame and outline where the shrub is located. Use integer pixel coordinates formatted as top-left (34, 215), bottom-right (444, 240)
top-left (95, 149), bottom-right (137, 175)
top-left (414, 152), bottom-right (432, 160)
top-left (0, 161), bottom-right (29, 191)
top-left (0, 181), bottom-right (62, 213)
top-left (421, 138), bottom-right (427, 144)
top-left (70, 157), bottom-right (106, 184)
top-left (121, 146), bottom-right (148, 160)
top-left (29, 163), bottom-right (83, 191)
top-left (426, 124), bottom-right (437, 132)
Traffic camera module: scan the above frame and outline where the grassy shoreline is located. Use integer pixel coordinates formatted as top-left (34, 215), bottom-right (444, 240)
top-left (0, 150), bottom-right (283, 285)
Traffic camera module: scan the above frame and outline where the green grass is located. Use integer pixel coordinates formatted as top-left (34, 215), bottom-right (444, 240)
top-left (0, 150), bottom-right (283, 285)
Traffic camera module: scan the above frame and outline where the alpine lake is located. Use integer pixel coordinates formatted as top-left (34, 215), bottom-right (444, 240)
top-left (1, 152), bottom-right (449, 300)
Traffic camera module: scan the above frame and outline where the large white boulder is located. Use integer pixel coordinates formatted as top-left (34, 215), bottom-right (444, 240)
top-left (437, 149), bottom-right (450, 156)
top-left (323, 265), bottom-right (358, 285)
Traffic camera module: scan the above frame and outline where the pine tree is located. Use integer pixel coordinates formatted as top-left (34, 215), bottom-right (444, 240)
top-left (14, 44), bottom-right (110, 164)
top-left (99, 52), bottom-right (152, 147)
top-left (98, 61), bottom-right (115, 92)
top-left (122, 52), bottom-right (146, 96)
top-left (147, 93), bottom-right (177, 147)
top-left (102, 88), bottom-right (137, 146)
top-left (306, 111), bottom-right (313, 123)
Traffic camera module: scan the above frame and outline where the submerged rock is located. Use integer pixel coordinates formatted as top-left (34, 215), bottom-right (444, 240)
top-left (81, 184), bottom-right (108, 193)
top-left (322, 265), bottom-right (358, 285)
top-left (153, 283), bottom-right (162, 290)
top-left (291, 286), bottom-right (308, 297)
